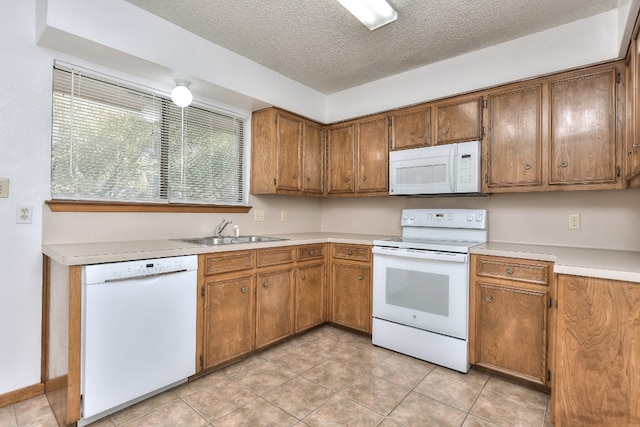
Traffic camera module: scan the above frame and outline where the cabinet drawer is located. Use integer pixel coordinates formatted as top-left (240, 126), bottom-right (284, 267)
top-left (257, 247), bottom-right (295, 267)
top-left (476, 257), bottom-right (549, 285)
top-left (332, 244), bottom-right (371, 262)
top-left (297, 245), bottom-right (325, 261)
top-left (204, 251), bottom-right (254, 275)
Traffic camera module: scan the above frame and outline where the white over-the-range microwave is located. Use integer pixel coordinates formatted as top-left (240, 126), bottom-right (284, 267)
top-left (389, 140), bottom-right (481, 196)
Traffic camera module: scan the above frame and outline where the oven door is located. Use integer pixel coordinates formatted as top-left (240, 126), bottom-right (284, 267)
top-left (372, 246), bottom-right (469, 339)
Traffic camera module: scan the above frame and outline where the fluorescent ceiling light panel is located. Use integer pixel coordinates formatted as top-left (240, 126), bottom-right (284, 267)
top-left (337, 0), bottom-right (398, 30)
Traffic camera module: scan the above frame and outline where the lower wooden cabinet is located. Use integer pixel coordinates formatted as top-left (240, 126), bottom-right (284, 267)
top-left (256, 268), bottom-right (294, 349)
top-left (329, 244), bottom-right (372, 333)
top-left (553, 275), bottom-right (640, 426)
top-left (295, 262), bottom-right (325, 332)
top-left (202, 274), bottom-right (255, 370)
top-left (469, 255), bottom-right (553, 386)
top-left (198, 244), bottom-right (326, 370)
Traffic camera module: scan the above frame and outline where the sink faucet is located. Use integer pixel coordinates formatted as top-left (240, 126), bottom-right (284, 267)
top-left (215, 219), bottom-right (232, 237)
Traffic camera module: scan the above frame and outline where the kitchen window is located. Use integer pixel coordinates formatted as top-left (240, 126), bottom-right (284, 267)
top-left (50, 62), bottom-right (247, 210)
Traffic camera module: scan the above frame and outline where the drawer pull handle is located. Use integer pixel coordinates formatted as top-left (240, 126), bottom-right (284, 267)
top-left (263, 282), bottom-right (269, 289)
top-left (309, 250), bottom-right (315, 256)
top-left (358, 275), bottom-right (363, 280)
top-left (485, 296), bottom-right (493, 303)
top-left (506, 268), bottom-right (514, 275)
top-left (241, 287), bottom-right (247, 293)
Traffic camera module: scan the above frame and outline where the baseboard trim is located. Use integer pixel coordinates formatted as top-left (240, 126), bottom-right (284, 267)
top-left (0, 383), bottom-right (45, 408)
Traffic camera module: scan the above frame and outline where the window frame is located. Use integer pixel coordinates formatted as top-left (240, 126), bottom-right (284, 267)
top-left (48, 62), bottom-right (251, 213)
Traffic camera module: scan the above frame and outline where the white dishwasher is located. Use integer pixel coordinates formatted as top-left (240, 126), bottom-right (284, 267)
top-left (80, 255), bottom-right (197, 426)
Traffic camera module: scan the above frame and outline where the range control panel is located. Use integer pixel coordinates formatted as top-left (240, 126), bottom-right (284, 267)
top-left (400, 209), bottom-right (487, 229)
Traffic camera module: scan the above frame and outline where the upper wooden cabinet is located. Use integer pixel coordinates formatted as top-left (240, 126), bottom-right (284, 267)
top-left (302, 121), bottom-right (325, 194)
top-left (326, 114), bottom-right (389, 196)
top-left (628, 38), bottom-right (640, 187)
top-left (251, 107), bottom-right (324, 196)
top-left (326, 122), bottom-right (355, 194)
top-left (390, 105), bottom-right (431, 150)
top-left (484, 85), bottom-right (543, 189)
top-left (484, 63), bottom-right (625, 193)
top-left (434, 97), bottom-right (483, 145)
top-left (356, 115), bottom-right (389, 194)
top-left (549, 68), bottom-right (618, 186)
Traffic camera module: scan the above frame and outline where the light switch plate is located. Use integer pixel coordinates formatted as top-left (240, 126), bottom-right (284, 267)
top-left (0, 178), bottom-right (9, 198)
top-left (254, 209), bottom-right (264, 221)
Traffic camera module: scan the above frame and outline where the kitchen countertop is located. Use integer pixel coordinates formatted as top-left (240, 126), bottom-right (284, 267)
top-left (42, 234), bottom-right (640, 283)
top-left (41, 232), bottom-right (388, 266)
top-left (471, 242), bottom-right (640, 284)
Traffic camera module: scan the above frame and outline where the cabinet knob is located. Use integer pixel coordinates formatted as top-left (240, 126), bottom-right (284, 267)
top-left (485, 296), bottom-right (493, 303)
top-left (309, 250), bottom-right (315, 256)
top-left (301, 275), bottom-right (306, 280)
top-left (524, 163), bottom-right (531, 170)
top-left (263, 282), bottom-right (269, 289)
top-left (306, 177), bottom-right (311, 181)
top-left (293, 174), bottom-right (297, 179)
top-left (506, 268), bottom-right (514, 275)
top-left (418, 133), bottom-right (424, 138)
top-left (347, 250), bottom-right (353, 256)
top-left (358, 275), bottom-right (363, 280)
top-left (241, 287), bottom-right (248, 293)
top-left (362, 176), bottom-right (367, 182)
top-left (560, 160), bottom-right (568, 168)
top-left (442, 128), bottom-right (448, 135)
top-left (345, 177), bottom-right (351, 182)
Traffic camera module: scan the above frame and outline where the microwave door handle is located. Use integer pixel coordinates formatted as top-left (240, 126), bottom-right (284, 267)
top-left (449, 148), bottom-right (456, 192)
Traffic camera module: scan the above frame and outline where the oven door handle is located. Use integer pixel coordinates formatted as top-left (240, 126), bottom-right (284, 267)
top-left (372, 246), bottom-right (467, 262)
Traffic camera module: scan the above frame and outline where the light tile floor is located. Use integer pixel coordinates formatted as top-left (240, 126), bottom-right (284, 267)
top-left (1, 325), bottom-right (553, 427)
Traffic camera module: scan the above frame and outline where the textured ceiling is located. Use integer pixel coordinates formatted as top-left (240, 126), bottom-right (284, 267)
top-left (125, 0), bottom-right (618, 94)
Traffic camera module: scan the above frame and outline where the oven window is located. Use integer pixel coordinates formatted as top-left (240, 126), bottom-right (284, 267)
top-left (385, 268), bottom-right (449, 316)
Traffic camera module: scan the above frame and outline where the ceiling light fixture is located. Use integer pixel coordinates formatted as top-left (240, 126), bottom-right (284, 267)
top-left (336, 0), bottom-right (397, 31)
top-left (171, 79), bottom-right (193, 108)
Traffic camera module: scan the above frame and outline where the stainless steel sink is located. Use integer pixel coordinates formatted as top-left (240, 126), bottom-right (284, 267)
top-left (173, 235), bottom-right (288, 246)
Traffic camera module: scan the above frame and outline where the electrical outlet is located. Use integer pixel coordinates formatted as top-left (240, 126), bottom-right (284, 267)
top-left (568, 213), bottom-right (580, 230)
top-left (16, 205), bottom-right (32, 224)
top-left (281, 210), bottom-right (287, 222)
top-left (254, 209), bottom-right (264, 222)
top-left (0, 178), bottom-right (9, 198)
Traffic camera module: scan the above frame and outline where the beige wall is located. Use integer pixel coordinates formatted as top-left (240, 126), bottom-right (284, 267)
top-left (320, 188), bottom-right (640, 251)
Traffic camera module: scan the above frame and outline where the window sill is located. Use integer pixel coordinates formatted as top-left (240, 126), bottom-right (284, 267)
top-left (46, 200), bottom-right (252, 214)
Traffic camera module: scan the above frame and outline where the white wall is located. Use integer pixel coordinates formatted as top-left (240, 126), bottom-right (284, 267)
top-left (0, 1), bottom-right (52, 394)
top-left (1, 0), bottom-right (639, 397)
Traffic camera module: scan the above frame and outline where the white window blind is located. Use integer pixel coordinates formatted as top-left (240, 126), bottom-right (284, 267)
top-left (51, 63), bottom-right (246, 205)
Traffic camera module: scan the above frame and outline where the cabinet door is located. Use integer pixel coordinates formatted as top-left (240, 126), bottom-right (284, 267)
top-left (485, 85), bottom-right (542, 189)
top-left (357, 116), bottom-right (389, 193)
top-left (276, 112), bottom-right (302, 191)
top-left (302, 121), bottom-right (324, 194)
top-left (295, 263), bottom-right (325, 333)
top-left (326, 123), bottom-right (355, 194)
top-left (549, 69), bottom-right (617, 185)
top-left (435, 98), bottom-right (483, 145)
top-left (202, 275), bottom-right (254, 369)
top-left (554, 275), bottom-right (640, 426)
top-left (391, 106), bottom-right (431, 150)
top-left (475, 283), bottom-right (548, 385)
top-left (256, 268), bottom-right (294, 348)
top-left (331, 263), bottom-right (370, 333)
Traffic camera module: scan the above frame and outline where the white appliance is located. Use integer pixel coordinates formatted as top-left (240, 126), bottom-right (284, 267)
top-left (372, 209), bottom-right (487, 373)
top-left (80, 255), bottom-right (198, 426)
top-left (389, 140), bottom-right (481, 196)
